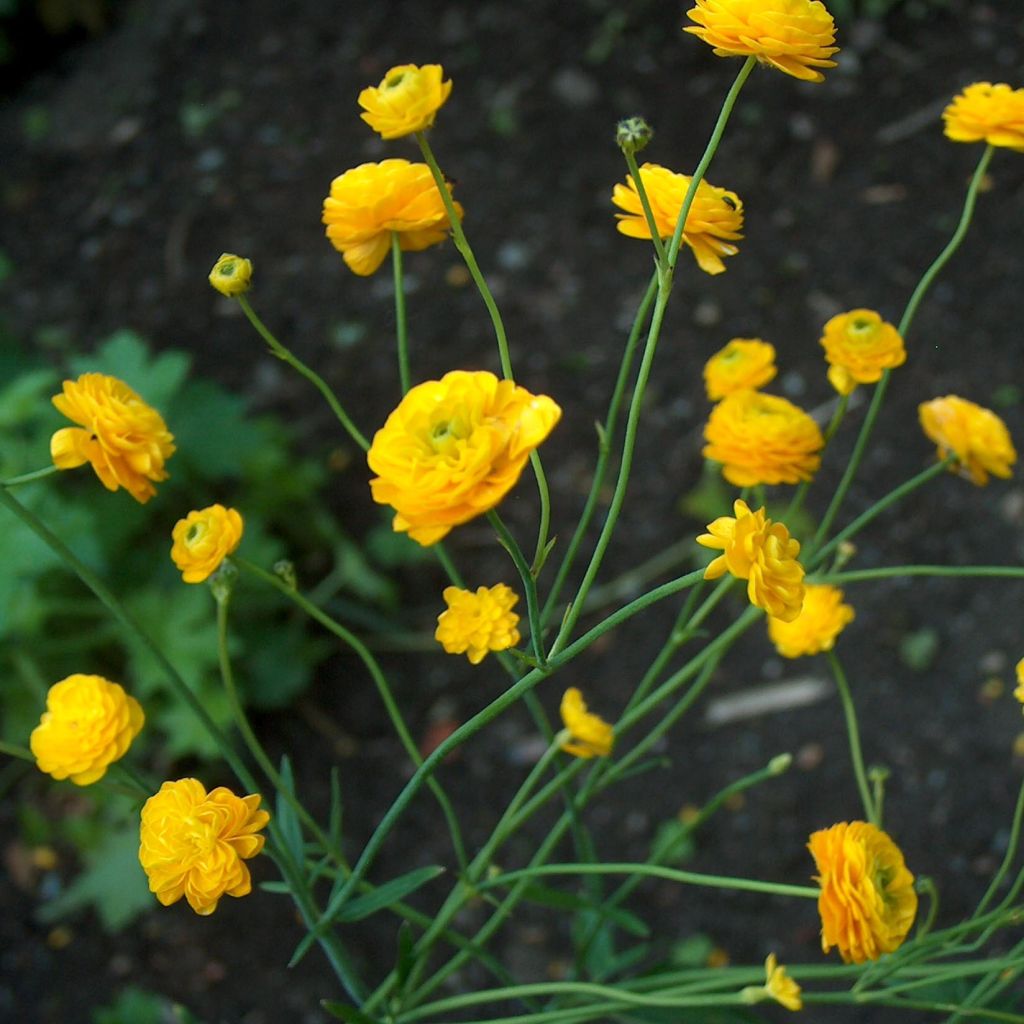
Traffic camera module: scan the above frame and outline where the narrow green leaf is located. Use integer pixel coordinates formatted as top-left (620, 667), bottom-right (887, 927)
top-left (258, 881), bottom-right (291, 894)
top-left (335, 865), bottom-right (445, 922)
top-left (276, 755), bottom-right (304, 862)
top-left (321, 1001), bottom-right (380, 1024)
top-left (520, 883), bottom-right (649, 937)
top-left (394, 920), bottom-right (416, 992)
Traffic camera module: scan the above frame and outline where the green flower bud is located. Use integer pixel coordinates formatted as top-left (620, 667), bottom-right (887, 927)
top-left (616, 116), bottom-right (654, 155)
top-left (209, 253), bottom-right (253, 297)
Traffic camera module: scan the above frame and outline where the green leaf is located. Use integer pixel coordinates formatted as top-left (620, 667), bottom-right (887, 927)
top-left (334, 865), bottom-right (445, 923)
top-left (394, 920), bottom-right (416, 991)
top-left (91, 988), bottom-right (206, 1024)
top-left (520, 883), bottom-right (650, 937)
top-left (275, 755), bottom-right (303, 862)
top-left (321, 1002), bottom-right (380, 1024)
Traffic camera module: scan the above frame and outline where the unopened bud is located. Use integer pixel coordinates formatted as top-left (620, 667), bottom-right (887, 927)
top-left (274, 559), bottom-right (297, 590)
top-left (616, 116), bottom-right (654, 155)
top-left (209, 252), bottom-right (253, 297)
top-left (208, 558), bottom-right (239, 603)
top-left (768, 753), bottom-right (792, 776)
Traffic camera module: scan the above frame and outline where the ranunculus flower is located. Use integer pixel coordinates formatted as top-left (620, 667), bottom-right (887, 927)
top-left (919, 394), bottom-right (1016, 486)
top-left (208, 253), bottom-right (253, 297)
top-left (368, 370), bottom-right (561, 546)
top-left (612, 163), bottom-right (743, 275)
top-left (435, 584), bottom-right (521, 664)
top-left (50, 373), bottom-right (175, 504)
top-left (820, 309), bottom-right (905, 395)
top-left (703, 338), bottom-right (777, 400)
top-left (31, 674), bottom-right (144, 786)
top-left (170, 504), bottom-right (244, 583)
top-left (767, 584), bottom-right (854, 658)
top-left (358, 63), bottom-right (452, 140)
top-left (808, 820), bottom-right (917, 964)
top-left (684, 0), bottom-right (839, 83)
top-left (322, 159), bottom-right (462, 277)
top-left (942, 82), bottom-right (1024, 151)
top-left (139, 778), bottom-right (270, 916)
top-left (559, 688), bottom-right (614, 759)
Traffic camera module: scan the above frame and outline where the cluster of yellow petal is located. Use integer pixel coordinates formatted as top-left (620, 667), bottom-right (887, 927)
top-left (703, 338), bottom-right (777, 400)
top-left (808, 821), bottom-right (917, 964)
top-left (50, 373), bottom-right (176, 504)
top-left (684, 0), bottom-right (839, 83)
top-left (31, 674), bottom-right (144, 786)
top-left (139, 778), bottom-right (270, 916)
top-left (698, 499), bottom-right (805, 621)
top-left (322, 159), bottom-right (462, 277)
top-left (559, 688), bottom-right (614, 759)
top-left (368, 370), bottom-right (561, 546)
top-left (612, 163), bottom-right (743, 275)
top-left (703, 389), bottom-right (824, 487)
top-left (768, 583), bottom-right (854, 658)
top-left (208, 252), bottom-right (253, 297)
top-left (820, 309), bottom-right (906, 396)
top-left (943, 82), bottom-right (1024, 151)
top-left (170, 504), bottom-right (245, 584)
top-left (435, 584), bottom-right (521, 664)
top-left (358, 63), bottom-right (452, 140)
top-left (1015, 658), bottom-right (1024, 709)
top-left (763, 953), bottom-right (803, 1011)
top-left (919, 394), bottom-right (1016, 486)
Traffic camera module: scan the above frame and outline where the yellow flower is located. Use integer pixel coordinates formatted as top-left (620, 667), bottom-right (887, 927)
top-left (612, 163), bottom-right (743, 275)
top-left (358, 63), bottom-right (452, 140)
top-left (559, 688), bottom-right (614, 759)
top-left (30, 674), bottom-right (144, 786)
top-left (322, 159), bottom-right (463, 277)
top-left (768, 584), bottom-right (854, 658)
top-left (208, 253), bottom-right (252, 297)
top-left (435, 584), bottom-right (521, 664)
top-left (368, 370), bottom-right (561, 546)
top-left (1014, 658), bottom-right (1024, 710)
top-left (698, 499), bottom-right (805, 621)
top-left (170, 505), bottom-right (244, 583)
top-left (808, 821), bottom-right (917, 964)
top-left (943, 82), bottom-right (1024, 151)
top-left (919, 395), bottom-right (1016, 486)
top-left (820, 309), bottom-right (906, 396)
top-left (139, 778), bottom-right (270, 916)
top-left (703, 389), bottom-right (824, 487)
top-left (684, 0), bottom-right (839, 83)
top-left (50, 373), bottom-right (175, 504)
top-left (703, 338), bottom-right (777, 400)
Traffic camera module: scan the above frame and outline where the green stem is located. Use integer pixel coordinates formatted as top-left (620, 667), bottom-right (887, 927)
top-left (975, 773), bottom-right (1024, 918)
top-left (622, 148), bottom-right (667, 267)
top-left (1, 465), bottom-right (61, 487)
top-left (824, 565), bottom-right (1024, 584)
top-left (0, 740), bottom-right (33, 761)
top-left (236, 295), bottom-right (369, 451)
top-left (489, 510), bottom-right (546, 664)
top-left (528, 450), bottom-right (552, 576)
top-left (391, 232), bottom-right (411, 394)
top-left (827, 651), bottom-right (877, 826)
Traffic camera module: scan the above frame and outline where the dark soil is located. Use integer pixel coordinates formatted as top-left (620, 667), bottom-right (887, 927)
top-left (3, 2), bottom-right (1024, 1022)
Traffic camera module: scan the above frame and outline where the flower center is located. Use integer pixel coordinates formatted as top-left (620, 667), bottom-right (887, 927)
top-left (186, 522), bottom-right (205, 545)
top-left (847, 317), bottom-right (878, 343)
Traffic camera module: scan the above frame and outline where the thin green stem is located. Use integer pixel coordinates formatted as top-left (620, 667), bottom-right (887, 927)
top-left (975, 774), bottom-right (1024, 918)
top-left (622, 148), bottom-right (667, 267)
top-left (0, 740), bottom-right (33, 761)
top-left (391, 232), bottom-right (411, 395)
top-left (529, 450), bottom-right (552, 575)
top-left (1, 465), bottom-right (61, 487)
top-left (489, 510), bottom-right (546, 664)
top-left (824, 565), bottom-right (1024, 584)
top-left (236, 295), bottom-right (369, 451)
top-left (827, 651), bottom-right (877, 826)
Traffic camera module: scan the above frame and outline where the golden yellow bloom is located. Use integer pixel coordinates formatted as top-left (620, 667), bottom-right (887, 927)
top-left (768, 583), bottom-right (854, 658)
top-left (820, 309), bottom-right (905, 395)
top-left (358, 63), bottom-right (452, 140)
top-left (612, 163), bottom-right (743, 275)
top-left (208, 253), bottom-right (252, 297)
top-left (170, 505), bottom-right (244, 583)
top-left (760, 953), bottom-right (803, 1011)
top-left (31, 674), bottom-right (144, 786)
top-left (703, 338), bottom-right (777, 400)
top-left (808, 821), bottom-right (917, 964)
top-left (50, 373), bottom-right (175, 504)
top-left (559, 688), bottom-right (614, 759)
top-left (322, 159), bottom-right (462, 277)
top-left (684, 0), bottom-right (839, 83)
top-left (703, 389), bottom-right (824, 487)
top-left (139, 778), bottom-right (269, 916)
top-left (1014, 658), bottom-right (1024, 710)
top-left (435, 584), bottom-right (521, 664)
top-left (368, 370), bottom-right (561, 546)
top-left (919, 395), bottom-right (1016, 486)
top-left (943, 82), bottom-right (1024, 151)
top-left (698, 499), bottom-right (805, 621)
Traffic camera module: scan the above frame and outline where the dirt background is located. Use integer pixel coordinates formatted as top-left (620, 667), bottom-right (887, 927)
top-left (2, 1), bottom-right (1024, 1021)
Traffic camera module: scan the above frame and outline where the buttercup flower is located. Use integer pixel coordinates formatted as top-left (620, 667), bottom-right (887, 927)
top-left (208, 253), bottom-right (252, 297)
top-left (768, 584), bottom-right (854, 658)
top-left (1014, 658), bottom-right (1024, 710)
top-left (139, 778), bottom-right (269, 916)
top-left (684, 0), bottom-right (839, 83)
top-left (820, 309), bottom-right (906, 395)
top-left (50, 373), bottom-right (175, 504)
top-left (322, 159), bottom-right (462, 277)
top-left (942, 82), bottom-right (1024, 151)
top-left (809, 821), bottom-right (917, 964)
top-left (31, 674), bottom-right (144, 786)
top-left (742, 953), bottom-right (802, 1011)
top-left (358, 63), bottom-right (452, 140)
top-left (703, 389), bottom-right (824, 486)
top-left (612, 163), bottom-right (743, 275)
top-left (368, 370), bottom-right (561, 546)
top-left (170, 505), bottom-right (244, 583)
top-left (704, 338), bottom-right (777, 400)
top-left (919, 395), bottom-right (1016, 486)
top-left (559, 688), bottom-right (614, 759)
top-left (435, 584), bottom-right (521, 664)
top-left (698, 499), bottom-right (805, 621)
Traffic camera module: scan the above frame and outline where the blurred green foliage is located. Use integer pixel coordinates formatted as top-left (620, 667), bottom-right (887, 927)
top-left (92, 986), bottom-right (205, 1024)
